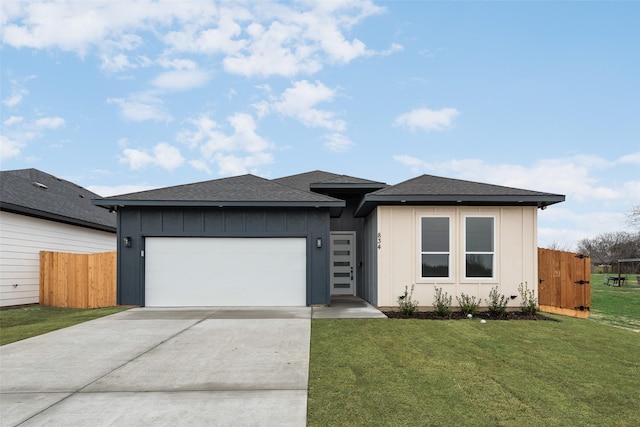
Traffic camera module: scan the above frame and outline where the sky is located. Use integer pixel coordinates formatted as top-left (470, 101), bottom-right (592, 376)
top-left (1, 0), bottom-right (638, 250)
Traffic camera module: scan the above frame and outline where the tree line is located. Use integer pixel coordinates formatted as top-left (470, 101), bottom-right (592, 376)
top-left (574, 205), bottom-right (640, 273)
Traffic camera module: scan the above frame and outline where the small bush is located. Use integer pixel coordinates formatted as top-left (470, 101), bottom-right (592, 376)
top-left (518, 282), bottom-right (538, 315)
top-left (456, 293), bottom-right (480, 316)
top-left (398, 284), bottom-right (419, 316)
top-left (433, 287), bottom-right (452, 317)
top-left (485, 286), bottom-right (509, 317)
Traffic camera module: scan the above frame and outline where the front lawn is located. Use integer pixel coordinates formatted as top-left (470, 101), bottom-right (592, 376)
top-left (308, 317), bottom-right (640, 426)
top-left (0, 306), bottom-right (128, 346)
top-left (590, 273), bottom-right (640, 331)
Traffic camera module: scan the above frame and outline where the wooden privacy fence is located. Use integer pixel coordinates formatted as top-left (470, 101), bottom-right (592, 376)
top-left (40, 251), bottom-right (116, 308)
top-left (538, 248), bottom-right (591, 318)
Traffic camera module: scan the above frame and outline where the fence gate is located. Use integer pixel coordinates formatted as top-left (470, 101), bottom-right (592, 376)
top-left (538, 248), bottom-right (591, 318)
top-left (40, 251), bottom-right (116, 308)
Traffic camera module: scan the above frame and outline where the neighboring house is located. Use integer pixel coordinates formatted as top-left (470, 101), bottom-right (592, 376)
top-left (94, 171), bottom-right (564, 308)
top-left (0, 169), bottom-right (117, 307)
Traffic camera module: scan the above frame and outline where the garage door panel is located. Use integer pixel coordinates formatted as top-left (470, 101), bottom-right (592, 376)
top-left (145, 238), bottom-right (306, 306)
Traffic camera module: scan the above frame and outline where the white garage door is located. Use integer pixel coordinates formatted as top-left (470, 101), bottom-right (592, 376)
top-left (145, 237), bottom-right (306, 307)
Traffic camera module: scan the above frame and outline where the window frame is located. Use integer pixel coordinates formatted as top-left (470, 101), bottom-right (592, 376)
top-left (463, 215), bottom-right (496, 280)
top-left (419, 215), bottom-right (453, 281)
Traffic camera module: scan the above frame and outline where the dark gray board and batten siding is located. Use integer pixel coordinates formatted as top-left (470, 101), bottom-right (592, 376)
top-left (117, 206), bottom-right (331, 306)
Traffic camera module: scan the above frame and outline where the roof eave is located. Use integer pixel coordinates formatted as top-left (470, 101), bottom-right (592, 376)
top-left (92, 199), bottom-right (345, 209)
top-left (354, 194), bottom-right (565, 217)
top-left (1, 202), bottom-right (117, 233)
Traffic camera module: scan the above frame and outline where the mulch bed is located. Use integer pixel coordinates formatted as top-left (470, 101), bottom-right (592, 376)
top-left (383, 311), bottom-right (556, 321)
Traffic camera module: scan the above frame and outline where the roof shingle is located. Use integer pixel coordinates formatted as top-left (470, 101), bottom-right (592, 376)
top-left (94, 174), bottom-right (344, 208)
top-left (0, 168), bottom-right (116, 231)
top-left (274, 170), bottom-right (386, 192)
top-left (355, 174), bottom-right (565, 216)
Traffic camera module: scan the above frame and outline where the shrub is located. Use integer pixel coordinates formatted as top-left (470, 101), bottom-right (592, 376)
top-left (398, 285), bottom-right (419, 316)
top-left (456, 293), bottom-right (480, 316)
top-left (485, 286), bottom-right (509, 317)
top-left (433, 287), bottom-right (452, 317)
top-left (518, 282), bottom-right (538, 315)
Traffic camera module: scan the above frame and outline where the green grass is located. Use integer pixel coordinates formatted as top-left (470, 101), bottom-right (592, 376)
top-left (590, 273), bottom-right (640, 331)
top-left (308, 318), bottom-right (640, 426)
top-left (0, 306), bottom-right (128, 346)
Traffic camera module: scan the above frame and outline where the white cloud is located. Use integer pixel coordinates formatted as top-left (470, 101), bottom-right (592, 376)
top-left (618, 151), bottom-right (640, 165)
top-left (213, 152), bottom-right (274, 176)
top-left (3, 116), bottom-right (24, 126)
top-left (151, 68), bottom-right (209, 91)
top-left (176, 114), bottom-right (219, 149)
top-left (378, 43), bottom-right (404, 56)
top-left (0, 114), bottom-right (66, 158)
top-left (216, 0), bottom-right (387, 77)
top-left (153, 142), bottom-right (185, 170)
top-left (1, 1), bottom-right (216, 54)
top-left (2, 81), bottom-right (28, 107)
top-left (200, 113), bottom-right (271, 156)
top-left (394, 107), bottom-right (460, 132)
top-left (189, 159), bottom-right (212, 174)
top-left (2, 1), bottom-right (390, 78)
top-left (119, 142), bottom-right (184, 171)
top-left (324, 133), bottom-right (354, 152)
top-left (98, 34), bottom-right (146, 72)
top-left (223, 21), bottom-right (323, 77)
top-left (0, 135), bottom-right (24, 160)
top-left (162, 7), bottom-right (247, 55)
top-left (35, 117), bottom-right (65, 129)
top-left (119, 148), bottom-right (154, 170)
top-left (100, 53), bottom-right (134, 72)
top-left (256, 80), bottom-right (346, 131)
top-left (177, 112), bottom-right (273, 176)
top-left (107, 94), bottom-right (172, 122)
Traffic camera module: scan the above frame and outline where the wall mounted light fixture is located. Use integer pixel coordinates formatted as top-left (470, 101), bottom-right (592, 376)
top-left (123, 237), bottom-right (132, 248)
top-left (316, 237), bottom-right (322, 248)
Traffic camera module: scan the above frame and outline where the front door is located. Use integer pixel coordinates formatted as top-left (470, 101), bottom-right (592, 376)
top-left (330, 231), bottom-right (356, 295)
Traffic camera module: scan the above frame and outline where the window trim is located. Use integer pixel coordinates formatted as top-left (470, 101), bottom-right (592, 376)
top-left (418, 215), bottom-right (453, 281)
top-left (463, 215), bottom-right (496, 280)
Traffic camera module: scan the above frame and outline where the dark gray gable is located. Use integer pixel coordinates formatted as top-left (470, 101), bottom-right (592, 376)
top-left (0, 168), bottom-right (116, 232)
top-left (355, 174), bottom-right (565, 216)
top-left (274, 170), bottom-right (387, 192)
top-left (94, 174), bottom-right (344, 209)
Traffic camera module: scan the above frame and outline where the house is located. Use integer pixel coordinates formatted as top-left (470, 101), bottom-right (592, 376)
top-left (0, 169), bottom-right (117, 307)
top-left (93, 171), bottom-right (564, 308)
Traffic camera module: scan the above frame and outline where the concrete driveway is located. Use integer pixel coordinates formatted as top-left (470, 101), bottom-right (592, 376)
top-left (0, 307), bottom-right (311, 427)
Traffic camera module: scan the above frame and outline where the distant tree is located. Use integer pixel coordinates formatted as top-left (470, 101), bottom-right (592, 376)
top-left (627, 205), bottom-right (640, 230)
top-left (544, 241), bottom-right (573, 252)
top-left (576, 231), bottom-right (640, 267)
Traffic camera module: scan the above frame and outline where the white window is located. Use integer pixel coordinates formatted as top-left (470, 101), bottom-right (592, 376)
top-left (420, 217), bottom-right (450, 278)
top-left (465, 217), bottom-right (495, 278)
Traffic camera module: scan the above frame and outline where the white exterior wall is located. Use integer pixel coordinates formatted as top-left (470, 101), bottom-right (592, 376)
top-left (376, 206), bottom-right (538, 308)
top-left (0, 211), bottom-right (116, 307)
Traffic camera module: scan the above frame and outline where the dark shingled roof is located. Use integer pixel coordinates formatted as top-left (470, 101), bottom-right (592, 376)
top-left (274, 170), bottom-right (387, 192)
top-left (355, 174), bottom-right (565, 216)
top-left (0, 168), bottom-right (116, 232)
top-left (93, 174), bottom-right (344, 209)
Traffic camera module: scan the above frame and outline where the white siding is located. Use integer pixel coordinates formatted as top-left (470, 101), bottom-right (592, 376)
top-left (376, 206), bottom-right (538, 309)
top-left (0, 211), bottom-right (116, 307)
